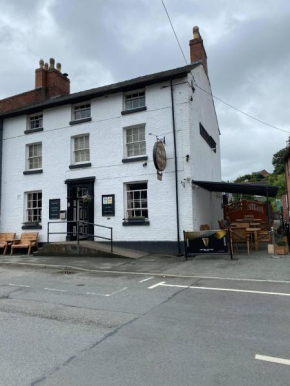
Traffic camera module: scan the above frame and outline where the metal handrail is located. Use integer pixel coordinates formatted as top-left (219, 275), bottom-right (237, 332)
top-left (47, 220), bottom-right (113, 252)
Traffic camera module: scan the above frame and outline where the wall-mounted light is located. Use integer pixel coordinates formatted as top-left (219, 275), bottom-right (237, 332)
top-left (186, 154), bottom-right (189, 162)
top-left (143, 162), bottom-right (147, 167)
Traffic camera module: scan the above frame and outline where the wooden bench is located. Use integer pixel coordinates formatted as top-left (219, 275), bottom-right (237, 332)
top-left (0, 233), bottom-right (16, 255)
top-left (10, 232), bottom-right (39, 255)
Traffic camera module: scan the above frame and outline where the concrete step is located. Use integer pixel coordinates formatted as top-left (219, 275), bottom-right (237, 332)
top-left (34, 241), bottom-right (149, 260)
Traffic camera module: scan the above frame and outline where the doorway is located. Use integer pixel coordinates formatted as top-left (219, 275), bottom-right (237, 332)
top-left (65, 177), bottom-right (95, 241)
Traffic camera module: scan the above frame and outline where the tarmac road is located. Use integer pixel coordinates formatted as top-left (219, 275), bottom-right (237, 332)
top-left (0, 266), bottom-right (290, 386)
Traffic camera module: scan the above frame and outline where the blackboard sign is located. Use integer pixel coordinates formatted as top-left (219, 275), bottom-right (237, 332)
top-left (184, 230), bottom-right (232, 260)
top-left (102, 195), bottom-right (115, 216)
top-left (49, 199), bottom-right (60, 219)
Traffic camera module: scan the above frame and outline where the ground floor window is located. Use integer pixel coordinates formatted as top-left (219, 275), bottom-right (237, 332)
top-left (26, 191), bottom-right (42, 223)
top-left (126, 182), bottom-right (148, 219)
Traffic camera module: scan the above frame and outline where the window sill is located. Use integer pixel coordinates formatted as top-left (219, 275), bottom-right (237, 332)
top-left (23, 169), bottom-right (43, 175)
top-left (122, 220), bottom-right (150, 226)
top-left (69, 117), bottom-right (92, 125)
top-left (24, 128), bottom-right (44, 134)
top-left (122, 156), bottom-right (148, 163)
top-left (69, 162), bottom-right (92, 169)
top-left (22, 223), bottom-right (42, 230)
top-left (121, 106), bottom-right (147, 115)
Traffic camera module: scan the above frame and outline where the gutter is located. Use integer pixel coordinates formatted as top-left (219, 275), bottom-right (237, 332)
top-left (0, 119), bottom-right (2, 217)
top-left (170, 79), bottom-right (181, 255)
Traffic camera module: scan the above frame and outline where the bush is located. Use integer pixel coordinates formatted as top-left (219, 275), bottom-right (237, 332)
top-left (276, 240), bottom-right (287, 246)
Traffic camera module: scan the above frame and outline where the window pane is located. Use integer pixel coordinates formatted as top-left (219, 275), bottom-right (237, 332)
top-left (125, 92), bottom-right (145, 110)
top-left (26, 191), bottom-right (42, 223)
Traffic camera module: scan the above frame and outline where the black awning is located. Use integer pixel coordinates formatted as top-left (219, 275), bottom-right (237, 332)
top-left (192, 180), bottom-right (279, 198)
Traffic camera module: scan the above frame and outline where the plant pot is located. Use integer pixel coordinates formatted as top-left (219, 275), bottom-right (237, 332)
top-left (268, 244), bottom-right (274, 254)
top-left (276, 245), bottom-right (289, 255)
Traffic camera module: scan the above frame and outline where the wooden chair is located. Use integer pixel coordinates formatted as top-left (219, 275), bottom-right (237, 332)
top-left (230, 228), bottom-right (250, 255)
top-left (200, 224), bottom-right (210, 231)
top-left (10, 233), bottom-right (39, 255)
top-left (257, 230), bottom-right (272, 248)
top-left (0, 233), bottom-right (16, 255)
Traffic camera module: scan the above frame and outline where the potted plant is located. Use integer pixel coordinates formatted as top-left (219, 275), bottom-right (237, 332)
top-left (82, 194), bottom-right (92, 204)
top-left (276, 240), bottom-right (289, 255)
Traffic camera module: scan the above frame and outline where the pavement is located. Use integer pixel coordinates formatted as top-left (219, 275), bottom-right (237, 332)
top-left (1, 244), bottom-right (290, 282)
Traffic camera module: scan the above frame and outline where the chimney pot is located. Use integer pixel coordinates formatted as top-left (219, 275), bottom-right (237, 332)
top-left (49, 58), bottom-right (55, 70)
top-left (193, 26), bottom-right (201, 39)
top-left (39, 59), bottom-right (44, 69)
top-left (56, 62), bottom-right (62, 72)
top-left (44, 62), bottom-right (49, 70)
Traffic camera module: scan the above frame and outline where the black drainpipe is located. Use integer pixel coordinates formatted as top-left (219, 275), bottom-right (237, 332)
top-left (170, 79), bottom-right (181, 255)
top-left (0, 119), bottom-right (3, 218)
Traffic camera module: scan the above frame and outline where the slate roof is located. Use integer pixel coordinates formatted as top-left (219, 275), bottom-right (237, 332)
top-left (0, 63), bottom-right (200, 119)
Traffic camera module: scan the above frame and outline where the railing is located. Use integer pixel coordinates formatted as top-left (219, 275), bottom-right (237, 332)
top-left (47, 220), bottom-right (113, 253)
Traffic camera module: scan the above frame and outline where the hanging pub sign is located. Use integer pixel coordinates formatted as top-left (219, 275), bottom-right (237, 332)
top-left (183, 229), bottom-right (233, 260)
top-left (49, 199), bottom-right (60, 220)
top-left (153, 141), bottom-right (166, 180)
top-left (102, 195), bottom-right (115, 216)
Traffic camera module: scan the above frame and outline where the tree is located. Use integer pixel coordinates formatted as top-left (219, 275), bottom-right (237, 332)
top-left (272, 147), bottom-right (287, 175)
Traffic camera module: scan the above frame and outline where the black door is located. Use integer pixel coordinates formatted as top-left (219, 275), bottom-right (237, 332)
top-left (65, 177), bottom-right (95, 241)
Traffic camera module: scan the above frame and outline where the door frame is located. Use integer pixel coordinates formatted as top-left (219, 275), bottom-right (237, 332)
top-left (65, 177), bottom-right (95, 241)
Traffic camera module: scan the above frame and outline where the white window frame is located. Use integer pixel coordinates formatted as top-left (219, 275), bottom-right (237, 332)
top-left (124, 124), bottom-right (146, 158)
top-left (72, 103), bottom-right (91, 121)
top-left (25, 191), bottom-right (42, 224)
top-left (125, 182), bottom-right (148, 219)
top-left (72, 134), bottom-right (90, 164)
top-left (124, 90), bottom-right (145, 111)
top-left (26, 142), bottom-right (42, 170)
top-left (28, 114), bottom-right (43, 131)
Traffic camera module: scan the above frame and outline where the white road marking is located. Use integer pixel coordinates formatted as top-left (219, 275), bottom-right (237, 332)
top-left (149, 282), bottom-right (290, 297)
top-left (139, 277), bottom-right (154, 283)
top-left (44, 288), bottom-right (68, 292)
top-left (86, 292), bottom-right (96, 295)
top-left (106, 287), bottom-right (128, 296)
top-left (148, 281), bottom-right (166, 289)
top-left (9, 284), bottom-right (30, 288)
top-left (255, 354), bottom-right (290, 366)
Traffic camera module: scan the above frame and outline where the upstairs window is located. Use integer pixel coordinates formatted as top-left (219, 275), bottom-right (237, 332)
top-left (199, 123), bottom-right (216, 153)
top-left (73, 103), bottom-right (91, 121)
top-left (29, 114), bottom-right (43, 131)
top-left (27, 143), bottom-right (42, 170)
top-left (73, 135), bottom-right (90, 164)
top-left (126, 182), bottom-right (148, 219)
top-left (125, 125), bottom-right (146, 157)
top-left (125, 91), bottom-right (145, 111)
top-left (26, 191), bottom-right (42, 223)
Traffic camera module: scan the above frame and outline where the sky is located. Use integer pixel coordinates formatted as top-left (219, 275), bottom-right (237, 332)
top-left (0, 0), bottom-right (289, 181)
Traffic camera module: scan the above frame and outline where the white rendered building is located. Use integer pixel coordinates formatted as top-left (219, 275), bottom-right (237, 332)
top-left (0, 27), bottom-right (222, 254)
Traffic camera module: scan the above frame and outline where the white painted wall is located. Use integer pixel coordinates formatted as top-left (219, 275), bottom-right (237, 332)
top-left (188, 65), bottom-right (223, 230)
top-left (0, 70), bottom-right (222, 245)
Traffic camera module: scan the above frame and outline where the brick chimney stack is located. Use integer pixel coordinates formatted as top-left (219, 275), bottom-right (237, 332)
top-left (35, 58), bottom-right (70, 98)
top-left (189, 26), bottom-right (208, 75)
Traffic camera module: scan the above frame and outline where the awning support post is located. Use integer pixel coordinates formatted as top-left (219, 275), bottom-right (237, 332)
top-left (266, 187), bottom-right (271, 228)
